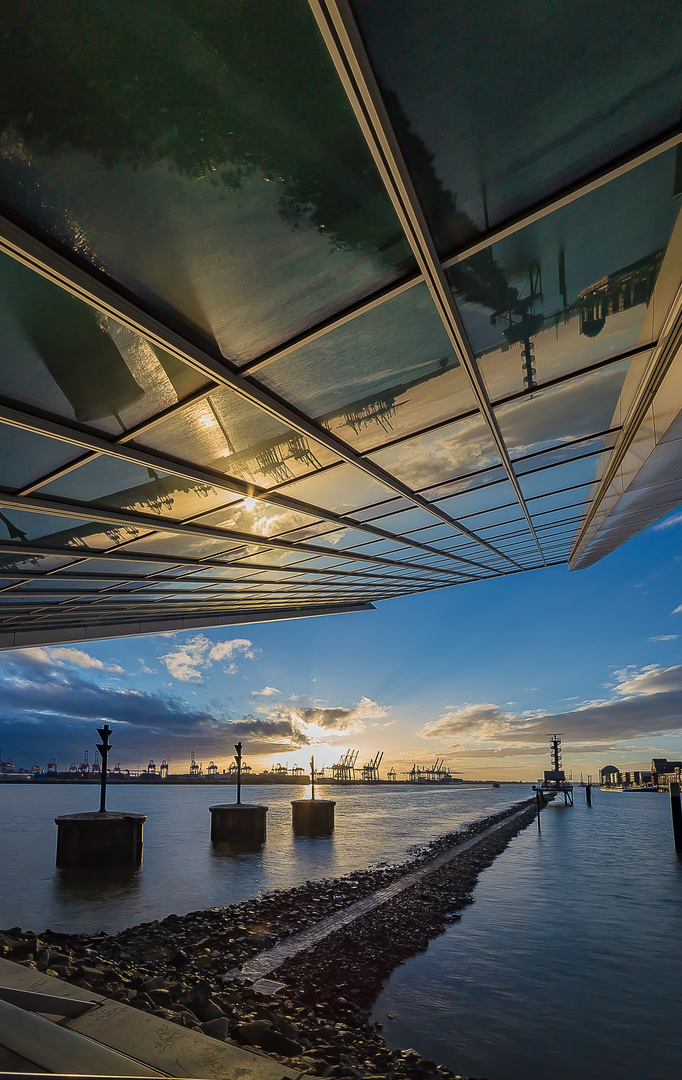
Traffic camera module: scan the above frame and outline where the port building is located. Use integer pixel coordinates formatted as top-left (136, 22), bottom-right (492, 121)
top-left (1, 3), bottom-right (682, 648)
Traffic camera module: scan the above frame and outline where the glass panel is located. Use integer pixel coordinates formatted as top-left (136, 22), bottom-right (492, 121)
top-left (352, 496), bottom-right (410, 520)
top-left (520, 455), bottom-right (601, 500)
top-left (192, 499), bottom-right (322, 540)
top-left (353, 0), bottom-right (682, 250)
top-left (121, 531), bottom-right (238, 558)
top-left (257, 282), bottom-right (475, 450)
top-left (0, 506), bottom-right (149, 550)
top-left (513, 433), bottom-right (613, 475)
top-left (278, 464), bottom-right (398, 514)
top-left (529, 489), bottom-right (591, 517)
top-left (36, 456), bottom-right (238, 520)
top-left (0, 552), bottom-right (76, 573)
top-left (433, 479), bottom-right (517, 520)
top-left (0, 422), bottom-right (86, 489)
top-left (370, 413), bottom-right (500, 489)
top-left (0, 2), bottom-right (412, 362)
top-left (496, 359), bottom-right (630, 458)
top-left (420, 464), bottom-right (507, 501)
top-left (73, 558), bottom-right (179, 575)
top-left (363, 507), bottom-right (439, 532)
top-left (137, 385), bottom-right (338, 489)
top-left (0, 252), bottom-right (207, 434)
top-left (451, 154), bottom-right (679, 400)
top-left (19, 577), bottom-right (116, 592)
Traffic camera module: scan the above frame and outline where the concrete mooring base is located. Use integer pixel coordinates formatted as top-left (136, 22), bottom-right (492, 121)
top-left (55, 811), bottom-right (146, 870)
top-left (291, 798), bottom-right (335, 835)
top-left (209, 804), bottom-right (268, 849)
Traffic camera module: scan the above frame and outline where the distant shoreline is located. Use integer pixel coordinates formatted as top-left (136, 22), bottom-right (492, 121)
top-left (0, 774), bottom-right (517, 787)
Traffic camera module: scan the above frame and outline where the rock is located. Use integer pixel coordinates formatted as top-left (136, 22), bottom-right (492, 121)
top-left (255, 1029), bottom-right (303, 1057)
top-left (78, 965), bottom-right (107, 984)
top-left (200, 1017), bottom-right (231, 1041)
top-left (232, 1019), bottom-right (271, 1045)
top-left (195, 999), bottom-right (224, 1023)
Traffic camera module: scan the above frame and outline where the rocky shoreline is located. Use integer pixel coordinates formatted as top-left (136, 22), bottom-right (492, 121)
top-left (1, 799), bottom-right (535, 1080)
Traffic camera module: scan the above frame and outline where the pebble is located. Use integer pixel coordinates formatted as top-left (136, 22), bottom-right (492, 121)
top-left (0, 801), bottom-right (534, 1080)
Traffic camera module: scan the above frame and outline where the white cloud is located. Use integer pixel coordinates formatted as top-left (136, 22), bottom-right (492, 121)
top-left (20, 647), bottom-right (123, 674)
top-left (649, 634), bottom-right (678, 642)
top-left (653, 510), bottom-right (682, 531)
top-left (252, 686), bottom-right (280, 697)
top-left (160, 634), bottom-right (256, 682)
top-left (418, 664), bottom-right (682, 751)
top-left (257, 694), bottom-right (391, 739)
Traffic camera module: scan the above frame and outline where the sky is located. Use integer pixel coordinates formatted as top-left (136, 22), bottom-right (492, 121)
top-left (2, 510), bottom-right (682, 781)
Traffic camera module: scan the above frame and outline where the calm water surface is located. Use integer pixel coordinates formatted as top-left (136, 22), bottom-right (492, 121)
top-left (0, 781), bottom-right (518, 933)
top-left (373, 790), bottom-right (682, 1080)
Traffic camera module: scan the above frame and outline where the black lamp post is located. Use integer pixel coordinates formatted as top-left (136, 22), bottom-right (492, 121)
top-left (96, 725), bottom-right (112, 813)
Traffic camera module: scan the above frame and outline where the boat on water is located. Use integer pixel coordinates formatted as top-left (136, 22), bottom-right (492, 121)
top-left (492, 782), bottom-right (501, 788)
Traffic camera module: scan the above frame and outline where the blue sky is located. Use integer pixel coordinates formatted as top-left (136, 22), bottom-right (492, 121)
top-left (2, 512), bottom-right (682, 780)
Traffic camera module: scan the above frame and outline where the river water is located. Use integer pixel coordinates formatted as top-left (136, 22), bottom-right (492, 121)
top-left (3, 783), bottom-right (679, 1079)
top-left (373, 788), bottom-right (682, 1080)
top-left (0, 780), bottom-right (518, 934)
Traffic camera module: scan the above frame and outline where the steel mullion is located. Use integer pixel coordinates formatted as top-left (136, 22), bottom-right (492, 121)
top-left (0, 393), bottom-right (497, 575)
top-left (0, 540), bottom-right (445, 586)
top-left (0, 216), bottom-right (516, 566)
top-left (0, 490), bottom-right (466, 581)
top-left (308, 0), bottom-right (545, 564)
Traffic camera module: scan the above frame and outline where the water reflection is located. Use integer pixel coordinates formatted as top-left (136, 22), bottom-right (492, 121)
top-left (54, 866), bottom-right (141, 908)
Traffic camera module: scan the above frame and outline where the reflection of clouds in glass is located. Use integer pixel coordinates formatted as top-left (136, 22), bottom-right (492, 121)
top-left (371, 414), bottom-right (499, 489)
top-left (206, 500), bottom-right (319, 539)
top-left (497, 361), bottom-right (630, 458)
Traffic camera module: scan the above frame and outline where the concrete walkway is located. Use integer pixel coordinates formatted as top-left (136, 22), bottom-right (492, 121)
top-left (226, 802), bottom-right (534, 985)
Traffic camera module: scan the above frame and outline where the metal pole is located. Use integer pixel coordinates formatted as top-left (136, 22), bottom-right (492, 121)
top-left (234, 742), bottom-right (242, 805)
top-left (670, 781), bottom-right (682, 851)
top-left (311, 756), bottom-right (316, 800)
top-left (535, 786), bottom-right (542, 829)
top-left (586, 783), bottom-right (592, 806)
top-left (96, 725), bottom-right (111, 813)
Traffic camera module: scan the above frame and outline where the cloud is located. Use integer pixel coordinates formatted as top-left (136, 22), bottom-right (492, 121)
top-left (20, 647), bottom-right (123, 674)
top-left (256, 695), bottom-right (390, 739)
top-left (653, 510), bottom-right (682, 531)
top-left (160, 634), bottom-right (256, 682)
top-left (0, 650), bottom-right (302, 763)
top-left (418, 664), bottom-right (682, 750)
top-left (649, 635), bottom-right (678, 641)
top-left (252, 687), bottom-right (280, 697)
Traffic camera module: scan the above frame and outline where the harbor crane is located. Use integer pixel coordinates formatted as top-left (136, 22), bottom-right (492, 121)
top-left (189, 751), bottom-right (202, 777)
top-left (361, 751), bottom-right (383, 781)
top-left (160, 760), bottom-right (169, 779)
top-left (332, 749), bottom-right (359, 781)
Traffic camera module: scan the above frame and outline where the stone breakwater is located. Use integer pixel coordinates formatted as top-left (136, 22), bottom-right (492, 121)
top-left (1, 800), bottom-right (535, 1080)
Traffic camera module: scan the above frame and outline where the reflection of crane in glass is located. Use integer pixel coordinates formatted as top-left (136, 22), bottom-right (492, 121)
top-left (488, 263), bottom-right (544, 391)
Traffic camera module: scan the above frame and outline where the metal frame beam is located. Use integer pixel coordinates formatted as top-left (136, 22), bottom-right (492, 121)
top-left (0, 490), bottom-right (470, 580)
top-left (0, 399), bottom-right (499, 574)
top-left (0, 215), bottom-right (517, 565)
top-left (0, 540), bottom-right (459, 585)
top-left (308, 0), bottom-right (545, 563)
top-left (0, 602), bottom-right (377, 650)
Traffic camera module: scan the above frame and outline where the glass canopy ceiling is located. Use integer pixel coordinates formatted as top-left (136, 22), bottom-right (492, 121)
top-left (0, 0), bottom-right (681, 647)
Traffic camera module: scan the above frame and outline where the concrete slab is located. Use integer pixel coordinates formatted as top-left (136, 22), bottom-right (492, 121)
top-left (0, 959), bottom-right (308, 1080)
